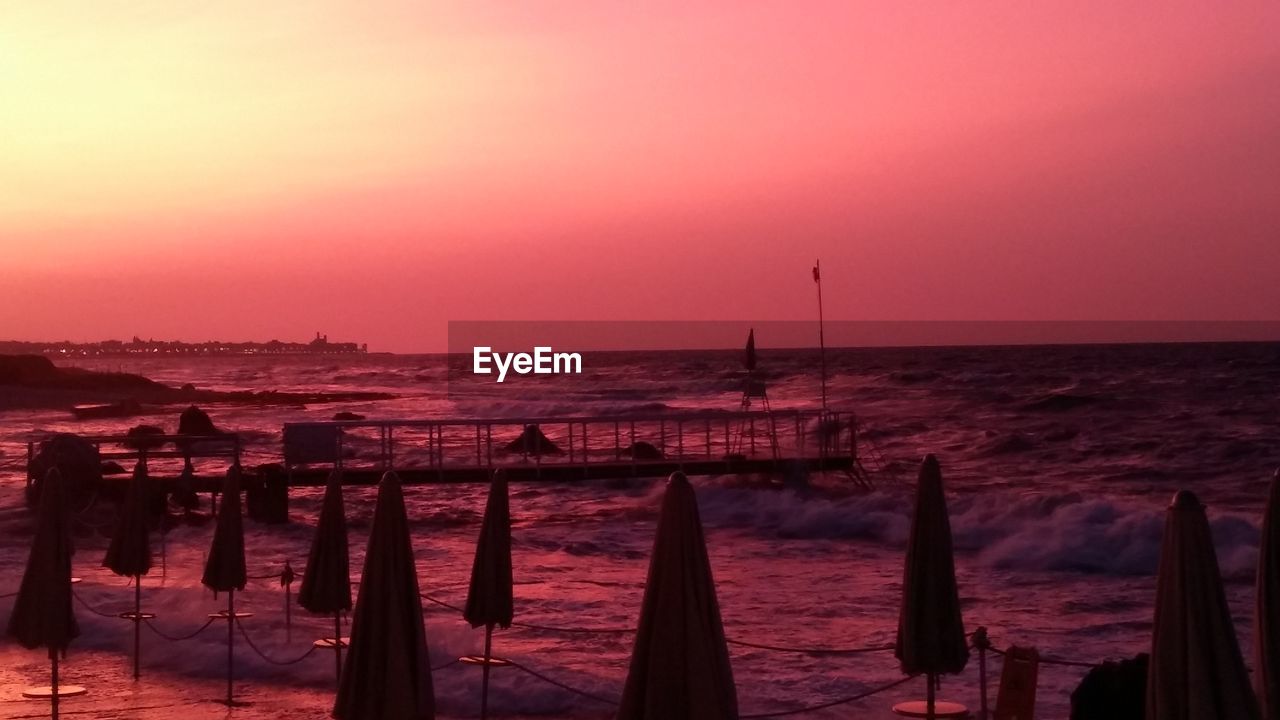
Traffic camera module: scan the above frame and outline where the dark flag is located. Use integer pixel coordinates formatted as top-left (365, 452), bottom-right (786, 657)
top-left (744, 329), bottom-right (756, 372)
top-left (812, 264), bottom-right (820, 283)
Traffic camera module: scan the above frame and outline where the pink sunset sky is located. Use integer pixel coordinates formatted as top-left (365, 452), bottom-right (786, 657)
top-left (1, 2), bottom-right (1278, 352)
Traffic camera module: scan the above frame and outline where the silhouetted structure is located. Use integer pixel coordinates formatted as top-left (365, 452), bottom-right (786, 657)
top-left (102, 459), bottom-right (153, 679)
top-left (1147, 491), bottom-right (1258, 719)
top-left (298, 470), bottom-right (352, 687)
top-left (202, 465), bottom-right (248, 706)
top-left (335, 472), bottom-right (435, 719)
top-left (464, 470), bottom-right (514, 720)
top-left (1257, 470), bottom-right (1280, 720)
top-left (896, 455), bottom-right (969, 719)
top-left (617, 472), bottom-right (738, 720)
top-left (6, 468), bottom-right (80, 719)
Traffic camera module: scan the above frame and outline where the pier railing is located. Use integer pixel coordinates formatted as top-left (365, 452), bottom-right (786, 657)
top-left (26, 433), bottom-right (241, 481)
top-left (283, 409), bottom-right (864, 483)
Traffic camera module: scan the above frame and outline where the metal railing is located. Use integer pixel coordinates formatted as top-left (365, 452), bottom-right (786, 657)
top-left (26, 433), bottom-right (242, 487)
top-left (283, 409), bottom-right (860, 475)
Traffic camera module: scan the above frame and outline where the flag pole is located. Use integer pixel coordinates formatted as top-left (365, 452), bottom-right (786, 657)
top-left (814, 259), bottom-right (828, 416)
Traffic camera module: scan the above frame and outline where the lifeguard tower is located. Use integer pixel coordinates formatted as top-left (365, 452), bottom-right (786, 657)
top-left (731, 329), bottom-right (780, 458)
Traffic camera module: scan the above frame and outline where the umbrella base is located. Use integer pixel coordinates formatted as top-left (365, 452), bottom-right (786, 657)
top-left (459, 655), bottom-right (512, 667)
top-left (891, 700), bottom-right (969, 718)
top-left (313, 637), bottom-right (349, 649)
top-left (207, 611), bottom-right (254, 620)
top-left (22, 685), bottom-right (87, 699)
top-left (118, 612), bottom-right (157, 620)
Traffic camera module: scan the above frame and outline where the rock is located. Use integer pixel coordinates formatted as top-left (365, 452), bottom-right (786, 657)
top-left (101, 461), bottom-right (129, 475)
top-left (333, 411), bottom-right (366, 421)
top-left (70, 399), bottom-right (144, 420)
top-left (1070, 653), bottom-right (1148, 720)
top-left (1, 355), bottom-right (160, 391)
top-left (502, 425), bottom-right (563, 456)
top-left (125, 424), bottom-right (168, 450)
top-left (178, 405), bottom-right (221, 436)
top-left (27, 433), bottom-right (101, 508)
top-left (622, 441), bottom-right (664, 460)
top-left (0, 355), bottom-right (59, 384)
top-left (180, 383), bottom-right (196, 394)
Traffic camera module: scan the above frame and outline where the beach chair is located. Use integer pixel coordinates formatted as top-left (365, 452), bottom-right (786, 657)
top-left (994, 646), bottom-right (1039, 720)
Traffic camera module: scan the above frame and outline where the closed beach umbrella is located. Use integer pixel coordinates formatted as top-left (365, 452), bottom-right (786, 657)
top-left (617, 472), bottom-right (737, 720)
top-left (335, 471), bottom-right (435, 720)
top-left (102, 458), bottom-right (153, 679)
top-left (202, 464), bottom-right (247, 706)
top-left (1147, 490), bottom-right (1259, 720)
top-left (464, 469), bottom-right (514, 720)
top-left (1258, 470), bottom-right (1280, 720)
top-left (896, 455), bottom-right (968, 719)
top-left (6, 468), bottom-right (79, 718)
top-left (299, 470), bottom-right (352, 686)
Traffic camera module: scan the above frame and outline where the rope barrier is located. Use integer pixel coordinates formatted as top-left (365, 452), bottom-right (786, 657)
top-left (422, 592), bottom-right (634, 634)
top-left (144, 616), bottom-right (216, 642)
top-left (505, 656), bottom-right (919, 718)
top-left (71, 588), bottom-right (120, 618)
top-left (512, 618), bottom-right (635, 635)
top-left (235, 616), bottom-right (318, 666)
top-left (420, 592), bottom-right (464, 612)
top-left (726, 638), bottom-right (896, 656)
top-left (988, 645), bottom-right (1096, 669)
top-left (246, 565), bottom-right (304, 581)
top-left (739, 674), bottom-right (919, 719)
top-left (424, 592), bottom-right (903, 648)
top-left (505, 659), bottom-right (621, 707)
top-left (432, 658), bottom-right (460, 672)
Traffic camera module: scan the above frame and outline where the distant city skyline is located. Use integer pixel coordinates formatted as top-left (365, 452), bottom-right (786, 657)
top-left (4, 320), bottom-right (1279, 355)
top-left (2, 3), bottom-right (1278, 352)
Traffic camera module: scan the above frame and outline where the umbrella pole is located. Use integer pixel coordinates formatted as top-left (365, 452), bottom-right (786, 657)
top-left (133, 576), bottom-right (142, 679)
top-left (926, 672), bottom-right (935, 720)
top-left (480, 624), bottom-right (493, 720)
top-left (333, 611), bottom-right (343, 689)
top-left (51, 652), bottom-right (59, 720)
top-left (226, 589), bottom-right (234, 706)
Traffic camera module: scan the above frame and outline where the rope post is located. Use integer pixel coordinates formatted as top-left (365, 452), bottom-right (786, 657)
top-left (972, 622), bottom-right (993, 717)
top-left (333, 611), bottom-right (343, 689)
top-left (973, 627), bottom-right (990, 720)
top-left (280, 561), bottom-right (296, 644)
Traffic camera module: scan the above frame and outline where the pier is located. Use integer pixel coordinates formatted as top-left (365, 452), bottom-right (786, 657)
top-left (280, 409), bottom-right (877, 485)
top-left (25, 408), bottom-right (891, 519)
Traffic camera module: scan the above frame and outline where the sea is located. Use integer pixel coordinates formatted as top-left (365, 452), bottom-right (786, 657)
top-left (1, 342), bottom-right (1278, 719)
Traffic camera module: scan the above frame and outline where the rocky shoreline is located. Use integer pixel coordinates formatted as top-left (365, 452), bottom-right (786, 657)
top-left (0, 355), bottom-right (393, 413)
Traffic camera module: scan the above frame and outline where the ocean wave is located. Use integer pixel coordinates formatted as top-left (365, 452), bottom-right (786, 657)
top-left (977, 432), bottom-right (1037, 456)
top-left (688, 482), bottom-right (1261, 579)
top-left (1020, 391), bottom-right (1102, 412)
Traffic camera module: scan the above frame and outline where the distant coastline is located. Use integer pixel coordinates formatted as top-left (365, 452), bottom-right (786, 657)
top-left (0, 332), bottom-right (367, 357)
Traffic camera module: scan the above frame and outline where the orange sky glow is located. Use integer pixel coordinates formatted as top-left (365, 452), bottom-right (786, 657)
top-left (1, 2), bottom-right (1278, 351)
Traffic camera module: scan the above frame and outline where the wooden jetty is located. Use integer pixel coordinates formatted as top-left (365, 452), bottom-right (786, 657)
top-left (25, 409), bottom-right (890, 520)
